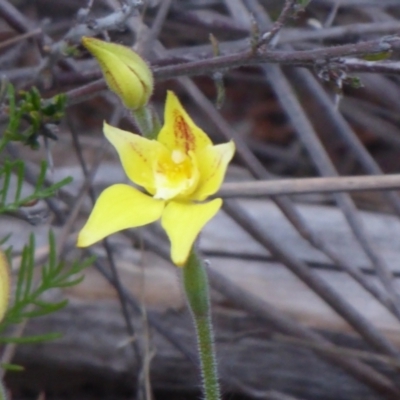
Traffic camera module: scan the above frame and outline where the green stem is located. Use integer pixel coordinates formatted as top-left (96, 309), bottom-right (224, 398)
top-left (182, 249), bottom-right (220, 400)
top-left (0, 137), bottom-right (8, 154)
top-left (131, 106), bottom-right (161, 140)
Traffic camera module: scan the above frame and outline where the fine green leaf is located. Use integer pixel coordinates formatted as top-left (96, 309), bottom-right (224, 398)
top-left (0, 363), bottom-right (24, 372)
top-left (0, 332), bottom-right (62, 344)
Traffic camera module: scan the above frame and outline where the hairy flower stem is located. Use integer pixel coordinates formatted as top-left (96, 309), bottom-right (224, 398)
top-left (132, 106), bottom-right (161, 140)
top-left (183, 249), bottom-right (220, 400)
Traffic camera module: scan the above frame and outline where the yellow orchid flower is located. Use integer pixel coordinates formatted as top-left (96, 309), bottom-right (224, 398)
top-left (0, 251), bottom-right (10, 322)
top-left (77, 91), bottom-right (235, 266)
top-left (82, 37), bottom-right (153, 110)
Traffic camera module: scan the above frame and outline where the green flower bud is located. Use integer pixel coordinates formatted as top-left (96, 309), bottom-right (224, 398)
top-left (82, 37), bottom-right (154, 110)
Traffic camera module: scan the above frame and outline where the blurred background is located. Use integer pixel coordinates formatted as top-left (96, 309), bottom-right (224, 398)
top-left (3, 0), bottom-right (400, 399)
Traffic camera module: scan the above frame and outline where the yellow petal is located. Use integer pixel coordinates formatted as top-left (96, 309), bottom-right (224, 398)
top-left (82, 37), bottom-right (153, 109)
top-left (161, 199), bottom-right (222, 266)
top-left (191, 141), bottom-right (235, 201)
top-left (157, 91), bottom-right (212, 156)
top-left (0, 251), bottom-right (10, 323)
top-left (77, 184), bottom-right (164, 247)
top-left (104, 122), bottom-right (167, 193)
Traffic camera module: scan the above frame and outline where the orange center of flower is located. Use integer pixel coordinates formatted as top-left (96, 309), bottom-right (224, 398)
top-left (153, 149), bottom-right (199, 200)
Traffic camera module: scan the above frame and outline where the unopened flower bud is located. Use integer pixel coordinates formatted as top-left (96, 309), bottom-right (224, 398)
top-left (82, 37), bottom-right (154, 110)
top-left (0, 251), bottom-right (10, 322)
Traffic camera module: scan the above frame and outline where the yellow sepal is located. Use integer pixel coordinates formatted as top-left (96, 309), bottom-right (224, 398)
top-left (104, 122), bottom-right (167, 194)
top-left (77, 184), bottom-right (164, 247)
top-left (192, 141), bottom-right (235, 201)
top-left (158, 91), bottom-right (212, 156)
top-left (161, 199), bottom-right (222, 266)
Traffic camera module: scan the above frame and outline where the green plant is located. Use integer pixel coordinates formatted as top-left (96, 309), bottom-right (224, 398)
top-left (2, 83), bottom-right (66, 151)
top-left (0, 83), bottom-right (93, 378)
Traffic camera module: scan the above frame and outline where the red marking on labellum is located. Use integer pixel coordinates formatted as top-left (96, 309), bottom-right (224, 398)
top-left (174, 112), bottom-right (194, 153)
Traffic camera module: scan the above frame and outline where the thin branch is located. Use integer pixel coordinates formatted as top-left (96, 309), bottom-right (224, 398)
top-left (281, 21), bottom-right (400, 44)
top-left (152, 36), bottom-right (400, 81)
top-left (223, 197), bottom-right (400, 358)
top-left (343, 57), bottom-right (400, 74)
top-left (63, 35), bottom-right (400, 106)
top-left (208, 264), bottom-right (400, 399)
top-left (257, 0), bottom-right (297, 48)
top-left (218, 174), bottom-right (400, 198)
top-left (0, 0), bottom-right (35, 32)
top-left (0, 28), bottom-right (42, 50)
top-left (42, 0), bottom-right (142, 72)
top-left (138, 0), bottom-right (173, 56)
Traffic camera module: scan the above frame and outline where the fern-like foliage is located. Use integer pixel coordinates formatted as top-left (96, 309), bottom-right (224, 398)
top-left (0, 232), bottom-right (94, 342)
top-left (1, 83), bottom-right (66, 151)
top-left (0, 82), bottom-right (94, 355)
top-left (0, 159), bottom-right (72, 214)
